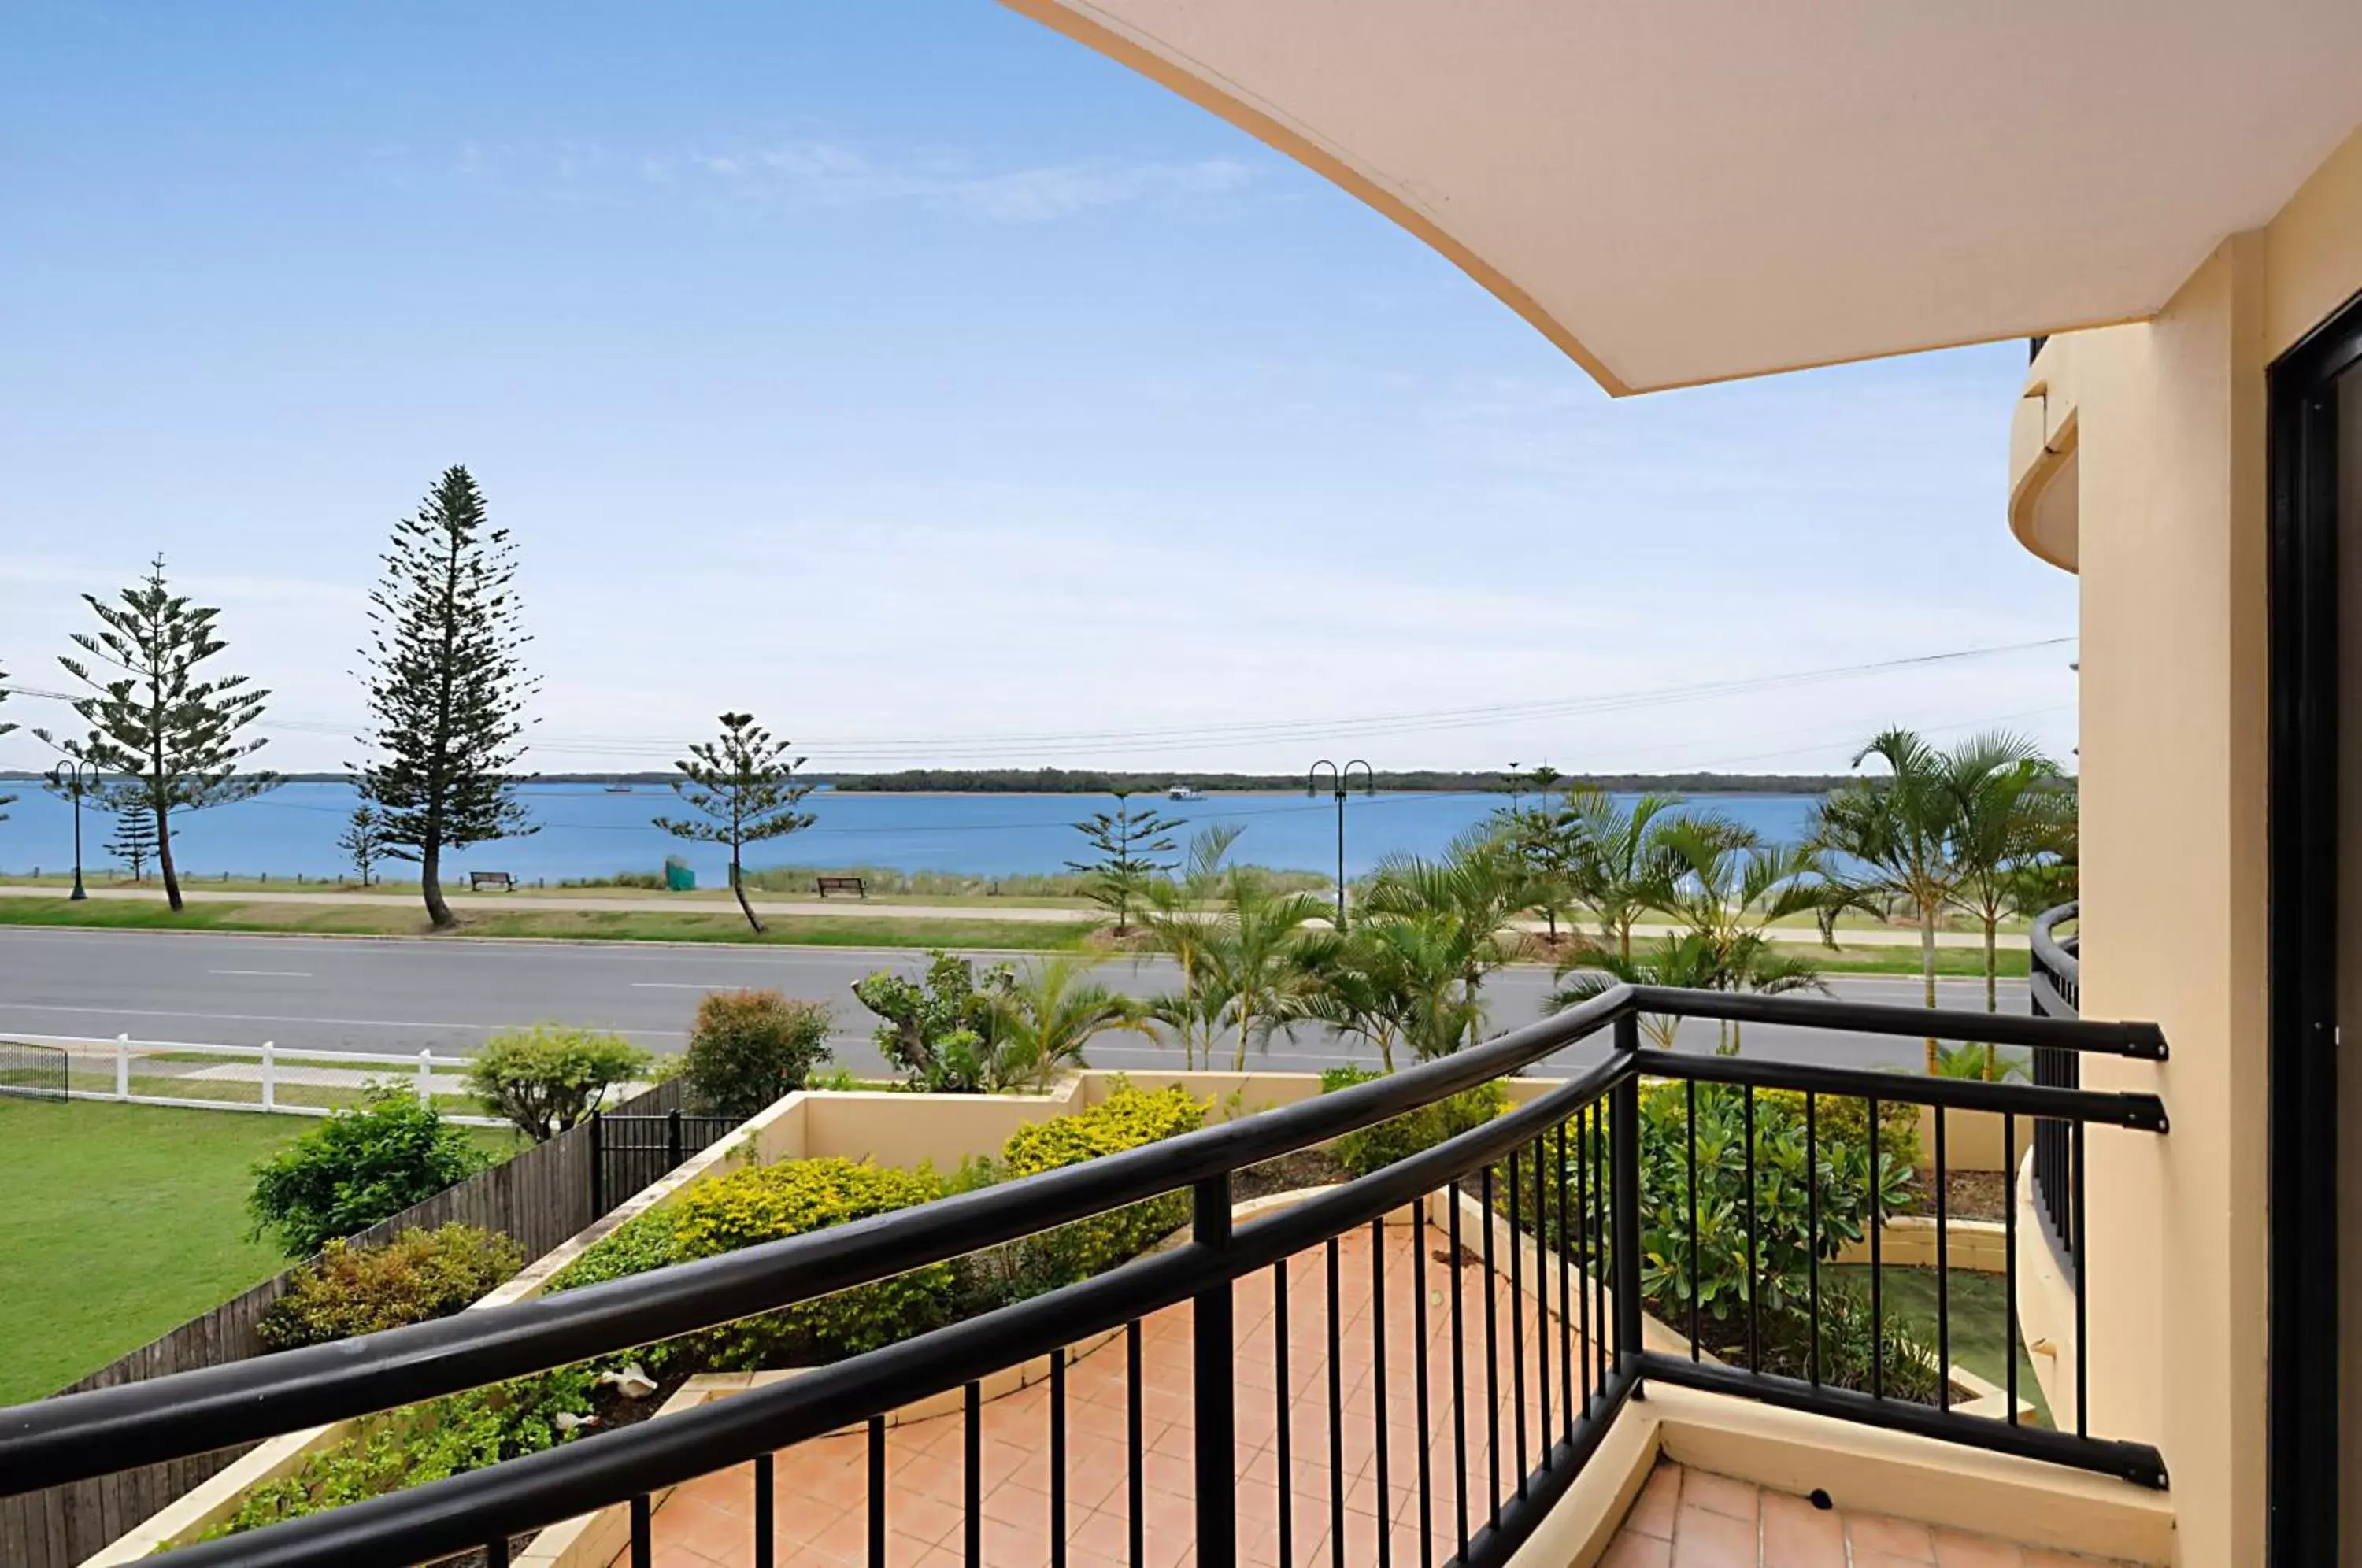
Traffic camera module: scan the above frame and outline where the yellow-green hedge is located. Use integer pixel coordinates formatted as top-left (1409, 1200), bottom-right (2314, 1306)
top-left (553, 1156), bottom-right (953, 1370)
top-left (998, 1082), bottom-right (1207, 1289)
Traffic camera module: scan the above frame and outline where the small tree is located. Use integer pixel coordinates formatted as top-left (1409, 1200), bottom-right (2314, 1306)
top-left (1064, 791), bottom-right (1183, 935)
top-left (852, 950), bottom-right (1017, 1093)
top-left (653, 712), bottom-right (816, 934)
top-left (335, 802), bottom-right (387, 886)
top-left (466, 1023), bottom-right (652, 1140)
top-left (987, 956), bottom-right (1151, 1092)
top-left (35, 557), bottom-right (276, 911)
top-left (248, 1088), bottom-right (491, 1258)
top-left (357, 466), bottom-right (539, 930)
top-left (680, 989), bottom-right (834, 1116)
top-left (103, 785), bottom-right (157, 882)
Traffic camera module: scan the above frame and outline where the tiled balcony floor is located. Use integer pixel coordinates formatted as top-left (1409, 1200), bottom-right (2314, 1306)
top-left (621, 1222), bottom-right (2135, 1568)
top-left (1602, 1462), bottom-right (2139, 1568)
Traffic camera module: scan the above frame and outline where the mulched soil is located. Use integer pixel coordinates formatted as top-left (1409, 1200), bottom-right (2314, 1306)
top-left (1940, 1169), bottom-right (2008, 1222)
top-left (1234, 1148), bottom-right (1351, 1203)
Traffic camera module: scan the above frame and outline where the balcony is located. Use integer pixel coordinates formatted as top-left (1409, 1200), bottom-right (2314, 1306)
top-left (0, 986), bottom-right (2171, 1568)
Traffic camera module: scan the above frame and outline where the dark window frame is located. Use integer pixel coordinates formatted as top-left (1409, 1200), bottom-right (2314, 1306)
top-left (2266, 286), bottom-right (2362, 1568)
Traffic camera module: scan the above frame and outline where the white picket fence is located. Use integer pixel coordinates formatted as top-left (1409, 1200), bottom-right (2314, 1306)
top-left (7, 1032), bottom-right (509, 1127)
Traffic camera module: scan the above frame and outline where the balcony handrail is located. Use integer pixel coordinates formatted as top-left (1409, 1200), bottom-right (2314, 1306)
top-left (0, 982), bottom-right (2160, 1493)
top-left (2031, 900), bottom-right (2080, 982)
top-left (1, 988), bottom-right (2172, 1568)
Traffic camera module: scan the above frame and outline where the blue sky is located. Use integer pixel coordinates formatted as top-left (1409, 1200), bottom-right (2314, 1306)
top-left (0, 1), bottom-right (2077, 778)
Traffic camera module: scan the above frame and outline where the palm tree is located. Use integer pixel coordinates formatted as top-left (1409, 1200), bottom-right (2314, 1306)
top-left (1548, 931), bottom-right (1727, 1048)
top-left (1647, 814), bottom-right (1835, 1051)
top-left (1141, 826), bottom-right (1246, 1070)
top-left (1562, 787), bottom-right (1686, 960)
top-left (989, 956), bottom-right (1153, 1093)
top-left (1300, 916), bottom-right (1489, 1069)
top-left (1813, 727), bottom-right (2047, 1070)
top-left (1200, 868), bottom-right (1332, 1070)
top-left (1361, 827), bottom-right (1528, 1053)
top-left (1948, 746), bottom-right (2071, 1014)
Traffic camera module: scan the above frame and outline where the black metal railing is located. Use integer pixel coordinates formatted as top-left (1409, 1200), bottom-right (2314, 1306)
top-left (588, 1108), bottom-right (742, 1215)
top-left (0, 986), bottom-right (2169, 1568)
top-left (2030, 902), bottom-right (2082, 1282)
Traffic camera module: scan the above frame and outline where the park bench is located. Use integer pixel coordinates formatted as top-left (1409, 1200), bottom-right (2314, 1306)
top-left (814, 875), bottom-right (867, 899)
top-left (469, 871), bottom-right (516, 893)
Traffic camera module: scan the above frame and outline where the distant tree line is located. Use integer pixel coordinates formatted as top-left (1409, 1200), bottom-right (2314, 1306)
top-left (824, 767), bottom-right (1883, 795)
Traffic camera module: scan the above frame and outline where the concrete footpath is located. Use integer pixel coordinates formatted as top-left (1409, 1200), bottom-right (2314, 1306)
top-left (0, 882), bottom-right (2023, 949)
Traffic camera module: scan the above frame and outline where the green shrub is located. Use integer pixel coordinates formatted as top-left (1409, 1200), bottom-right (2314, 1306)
top-left (1319, 1065), bottom-right (1509, 1178)
top-left (202, 1367), bottom-right (596, 1538)
top-left (256, 1224), bottom-right (525, 1352)
top-left (1757, 1087), bottom-right (1924, 1178)
top-left (991, 1082), bottom-right (1208, 1290)
top-left (552, 1157), bottom-right (952, 1371)
top-left (850, 951), bottom-right (1016, 1093)
top-left (467, 1023), bottom-right (653, 1140)
top-left (248, 1089), bottom-right (492, 1259)
top-left (680, 989), bottom-right (834, 1116)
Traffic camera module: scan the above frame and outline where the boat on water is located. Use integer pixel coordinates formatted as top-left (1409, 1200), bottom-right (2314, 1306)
top-left (1166, 786), bottom-right (1204, 801)
top-left (604, 784), bottom-right (633, 794)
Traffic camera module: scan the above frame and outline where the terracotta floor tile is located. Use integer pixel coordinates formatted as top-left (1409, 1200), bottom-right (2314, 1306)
top-left (1760, 1488), bottom-right (1846, 1566)
top-left (1931, 1527), bottom-right (2026, 1566)
top-left (1679, 1467), bottom-right (1760, 1522)
top-left (1601, 1529), bottom-right (1675, 1567)
top-left (1849, 1511), bottom-right (1938, 1561)
top-left (1672, 1501), bottom-right (1758, 1567)
top-left (1624, 1463), bottom-right (1683, 1539)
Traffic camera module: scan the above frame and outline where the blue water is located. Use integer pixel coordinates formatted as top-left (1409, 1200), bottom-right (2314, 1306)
top-left (0, 782), bottom-right (1828, 887)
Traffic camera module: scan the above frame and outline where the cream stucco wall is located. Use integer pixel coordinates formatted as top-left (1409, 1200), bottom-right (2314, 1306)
top-left (2038, 121), bottom-right (2362, 1568)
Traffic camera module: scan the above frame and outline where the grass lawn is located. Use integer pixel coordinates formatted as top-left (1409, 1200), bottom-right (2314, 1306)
top-left (0, 897), bottom-right (1093, 952)
top-left (1831, 1263), bottom-right (2052, 1425)
top-left (0, 1099), bottom-right (519, 1403)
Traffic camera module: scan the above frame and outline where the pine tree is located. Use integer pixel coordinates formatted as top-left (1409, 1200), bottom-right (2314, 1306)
top-left (1065, 792), bottom-right (1184, 935)
top-left (104, 786), bottom-right (158, 882)
top-left (337, 802), bottom-right (387, 887)
top-left (654, 712), bottom-right (816, 934)
top-left (35, 557), bottom-right (274, 911)
top-left (357, 467), bottom-right (539, 929)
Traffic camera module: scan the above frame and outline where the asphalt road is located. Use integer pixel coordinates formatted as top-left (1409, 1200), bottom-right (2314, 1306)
top-left (0, 928), bottom-right (2031, 1078)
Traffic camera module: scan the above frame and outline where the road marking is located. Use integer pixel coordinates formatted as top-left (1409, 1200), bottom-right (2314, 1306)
top-left (208, 969), bottom-right (313, 978)
top-left (0, 1000), bottom-right (686, 1036)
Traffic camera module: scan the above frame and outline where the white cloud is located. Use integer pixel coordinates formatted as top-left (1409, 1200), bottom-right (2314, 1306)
top-left (453, 135), bottom-right (1257, 223)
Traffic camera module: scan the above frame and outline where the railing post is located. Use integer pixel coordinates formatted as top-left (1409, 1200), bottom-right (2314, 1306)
top-left (261, 1041), bottom-right (276, 1112)
top-left (114, 1035), bottom-right (129, 1101)
top-left (1192, 1173), bottom-right (1238, 1568)
top-left (1610, 1015), bottom-right (1646, 1374)
top-left (589, 1111), bottom-right (605, 1215)
top-left (416, 1049), bottom-right (434, 1107)
top-left (667, 1108), bottom-right (683, 1170)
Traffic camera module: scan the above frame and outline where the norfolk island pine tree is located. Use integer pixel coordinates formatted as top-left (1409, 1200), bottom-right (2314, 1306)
top-left (356, 467), bottom-right (539, 930)
top-left (655, 712), bottom-right (817, 934)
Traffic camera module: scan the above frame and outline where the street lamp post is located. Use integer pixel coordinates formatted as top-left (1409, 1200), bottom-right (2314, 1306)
top-left (1307, 759), bottom-right (1375, 930)
top-left (48, 759), bottom-right (100, 902)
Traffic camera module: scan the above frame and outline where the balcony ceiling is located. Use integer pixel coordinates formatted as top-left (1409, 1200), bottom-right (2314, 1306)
top-left (1008, 0), bottom-right (2362, 394)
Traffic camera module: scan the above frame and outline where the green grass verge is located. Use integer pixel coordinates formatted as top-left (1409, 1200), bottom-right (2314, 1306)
top-left (1809, 945), bottom-right (2031, 978)
top-left (0, 1098), bottom-right (518, 1401)
top-left (0, 897), bottom-right (1093, 952)
top-left (1831, 1263), bottom-right (2052, 1425)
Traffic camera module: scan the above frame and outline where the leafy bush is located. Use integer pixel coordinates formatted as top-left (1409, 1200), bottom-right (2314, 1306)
top-left (248, 1089), bottom-right (492, 1259)
top-left (680, 989), bottom-right (834, 1116)
top-left (1319, 1065), bottom-right (1509, 1178)
top-left (850, 950), bottom-right (1017, 1093)
top-left (257, 1224), bottom-right (524, 1351)
top-left (551, 1157), bottom-right (952, 1371)
top-left (1757, 1087), bottom-right (1924, 1178)
top-left (990, 1082), bottom-right (1207, 1290)
top-left (202, 1367), bottom-right (596, 1537)
top-left (466, 1023), bottom-right (652, 1140)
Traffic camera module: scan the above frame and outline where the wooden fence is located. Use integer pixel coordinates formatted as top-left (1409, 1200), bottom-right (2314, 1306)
top-left (0, 1077), bottom-right (694, 1568)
